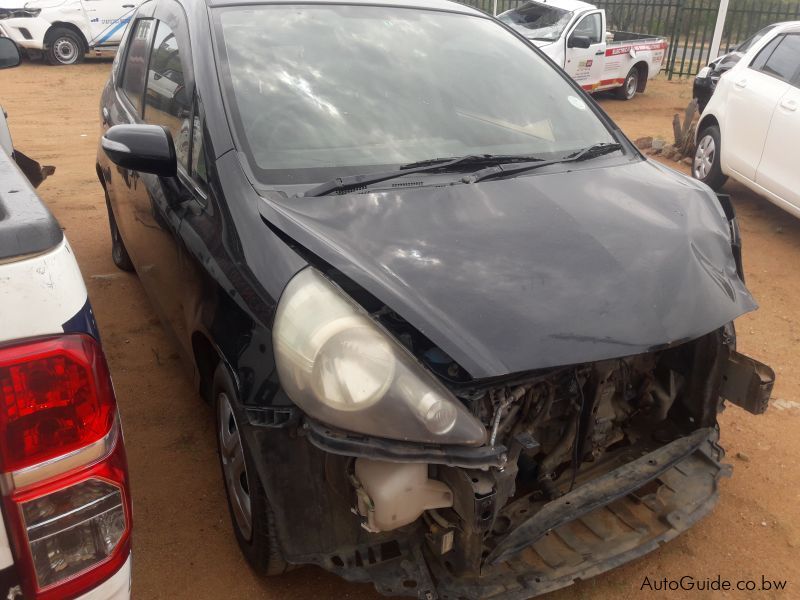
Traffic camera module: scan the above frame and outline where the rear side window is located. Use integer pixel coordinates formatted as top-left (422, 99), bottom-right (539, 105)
top-left (573, 13), bottom-right (602, 45)
top-left (751, 34), bottom-right (800, 83)
top-left (120, 19), bottom-right (156, 114)
top-left (144, 21), bottom-right (191, 168)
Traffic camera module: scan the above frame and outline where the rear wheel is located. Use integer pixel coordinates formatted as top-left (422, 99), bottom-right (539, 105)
top-left (214, 365), bottom-right (288, 576)
top-left (693, 125), bottom-right (727, 190)
top-left (615, 67), bottom-right (640, 100)
top-left (45, 28), bottom-right (84, 66)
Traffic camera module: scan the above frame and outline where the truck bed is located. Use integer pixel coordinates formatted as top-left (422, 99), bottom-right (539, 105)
top-left (609, 30), bottom-right (665, 44)
top-left (0, 148), bottom-right (62, 261)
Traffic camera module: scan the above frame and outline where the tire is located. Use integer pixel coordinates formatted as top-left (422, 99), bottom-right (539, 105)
top-left (615, 67), bottom-right (640, 100)
top-left (104, 196), bottom-right (135, 272)
top-left (693, 125), bottom-right (727, 190)
top-left (45, 28), bottom-right (84, 66)
top-left (213, 364), bottom-right (288, 576)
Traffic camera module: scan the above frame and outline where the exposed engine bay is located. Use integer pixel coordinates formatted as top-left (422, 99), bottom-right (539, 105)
top-left (286, 315), bottom-right (773, 599)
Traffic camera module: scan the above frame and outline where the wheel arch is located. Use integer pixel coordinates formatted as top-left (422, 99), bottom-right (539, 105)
top-left (697, 114), bottom-right (720, 137)
top-left (44, 22), bottom-right (89, 53)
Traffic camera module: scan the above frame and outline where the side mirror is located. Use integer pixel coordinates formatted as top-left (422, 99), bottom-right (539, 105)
top-left (0, 37), bottom-right (21, 70)
top-left (101, 124), bottom-right (177, 178)
top-left (568, 35), bottom-right (592, 49)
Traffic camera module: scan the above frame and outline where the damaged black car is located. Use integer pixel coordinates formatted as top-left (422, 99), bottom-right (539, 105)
top-left (95, 0), bottom-right (775, 598)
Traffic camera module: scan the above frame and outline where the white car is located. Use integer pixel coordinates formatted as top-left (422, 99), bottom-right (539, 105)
top-left (694, 21), bottom-right (800, 219)
top-left (0, 0), bottom-right (140, 65)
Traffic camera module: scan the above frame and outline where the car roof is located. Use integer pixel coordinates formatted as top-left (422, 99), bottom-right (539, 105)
top-left (772, 20), bottom-right (800, 32)
top-left (204, 0), bottom-right (485, 16)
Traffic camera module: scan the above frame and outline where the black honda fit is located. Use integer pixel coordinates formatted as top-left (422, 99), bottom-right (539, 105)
top-left (96, 0), bottom-right (773, 597)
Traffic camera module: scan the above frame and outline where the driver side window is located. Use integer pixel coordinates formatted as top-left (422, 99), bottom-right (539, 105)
top-left (144, 21), bottom-right (191, 170)
top-left (573, 13), bottom-right (602, 45)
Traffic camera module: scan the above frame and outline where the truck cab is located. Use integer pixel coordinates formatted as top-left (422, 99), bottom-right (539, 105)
top-left (0, 0), bottom-right (140, 65)
top-left (498, 0), bottom-right (667, 99)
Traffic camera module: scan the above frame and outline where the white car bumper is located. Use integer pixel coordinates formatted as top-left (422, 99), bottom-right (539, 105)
top-left (0, 17), bottom-right (53, 50)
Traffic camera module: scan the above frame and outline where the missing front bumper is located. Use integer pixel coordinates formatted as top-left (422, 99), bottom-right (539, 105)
top-left (320, 428), bottom-right (729, 599)
top-left (427, 427), bottom-right (729, 600)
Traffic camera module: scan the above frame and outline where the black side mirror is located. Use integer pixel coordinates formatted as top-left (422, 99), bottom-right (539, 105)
top-left (101, 124), bottom-right (177, 178)
top-left (0, 37), bottom-right (21, 69)
top-left (568, 35), bottom-right (592, 49)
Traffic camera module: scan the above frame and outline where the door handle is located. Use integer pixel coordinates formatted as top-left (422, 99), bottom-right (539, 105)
top-left (734, 78), bottom-right (747, 89)
top-left (595, 50), bottom-right (604, 55)
top-left (122, 4), bottom-right (135, 7)
top-left (779, 99), bottom-right (797, 112)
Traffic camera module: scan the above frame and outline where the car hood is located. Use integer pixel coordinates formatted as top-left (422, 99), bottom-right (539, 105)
top-left (257, 159), bottom-right (756, 379)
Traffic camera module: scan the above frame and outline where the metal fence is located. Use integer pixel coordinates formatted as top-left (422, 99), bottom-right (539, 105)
top-left (455, 0), bottom-right (800, 78)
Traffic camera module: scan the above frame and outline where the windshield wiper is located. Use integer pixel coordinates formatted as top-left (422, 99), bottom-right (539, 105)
top-left (303, 154), bottom-right (544, 197)
top-left (466, 143), bottom-right (623, 184)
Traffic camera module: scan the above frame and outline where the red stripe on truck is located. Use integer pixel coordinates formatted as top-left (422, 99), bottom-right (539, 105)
top-left (606, 41), bottom-right (669, 56)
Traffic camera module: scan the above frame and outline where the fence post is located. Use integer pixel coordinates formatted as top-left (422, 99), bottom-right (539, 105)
top-left (709, 0), bottom-right (731, 60)
top-left (493, 0), bottom-right (498, 16)
top-left (667, 0), bottom-right (685, 79)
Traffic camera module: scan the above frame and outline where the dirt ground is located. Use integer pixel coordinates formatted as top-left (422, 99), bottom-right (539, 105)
top-left (1, 62), bottom-right (798, 599)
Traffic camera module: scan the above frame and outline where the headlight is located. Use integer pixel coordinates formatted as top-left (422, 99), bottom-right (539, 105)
top-left (273, 268), bottom-right (487, 446)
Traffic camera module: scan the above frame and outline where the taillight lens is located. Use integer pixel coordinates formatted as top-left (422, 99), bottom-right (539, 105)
top-left (0, 334), bottom-right (131, 599)
top-left (0, 335), bottom-right (116, 471)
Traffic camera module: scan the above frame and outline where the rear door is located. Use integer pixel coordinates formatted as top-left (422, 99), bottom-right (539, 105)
top-left (754, 33), bottom-right (800, 211)
top-left (722, 35), bottom-right (790, 180)
top-left (82, 0), bottom-right (137, 46)
top-left (564, 10), bottom-right (605, 90)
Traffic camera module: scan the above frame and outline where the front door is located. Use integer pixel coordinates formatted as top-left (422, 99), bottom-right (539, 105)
top-left (564, 11), bottom-right (606, 91)
top-left (754, 34), bottom-right (800, 212)
top-left (723, 35), bottom-right (790, 181)
top-left (82, 0), bottom-right (137, 47)
top-left (106, 7), bottom-right (195, 357)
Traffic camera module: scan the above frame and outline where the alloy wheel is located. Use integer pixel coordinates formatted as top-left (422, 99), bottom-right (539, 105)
top-left (694, 134), bottom-right (715, 180)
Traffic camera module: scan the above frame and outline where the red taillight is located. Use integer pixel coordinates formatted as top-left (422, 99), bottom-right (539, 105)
top-left (0, 336), bottom-right (116, 472)
top-left (0, 334), bottom-right (131, 600)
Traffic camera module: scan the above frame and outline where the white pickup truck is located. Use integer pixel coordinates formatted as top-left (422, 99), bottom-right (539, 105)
top-left (0, 0), bottom-right (139, 65)
top-left (0, 38), bottom-right (132, 599)
top-left (499, 0), bottom-right (668, 99)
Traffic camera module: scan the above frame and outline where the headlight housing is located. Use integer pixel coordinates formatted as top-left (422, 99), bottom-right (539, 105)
top-left (273, 268), bottom-right (486, 446)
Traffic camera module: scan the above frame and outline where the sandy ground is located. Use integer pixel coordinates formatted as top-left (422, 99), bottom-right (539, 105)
top-left (1, 63), bottom-right (798, 599)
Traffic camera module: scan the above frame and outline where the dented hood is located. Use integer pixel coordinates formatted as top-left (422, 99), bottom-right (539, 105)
top-left (258, 159), bottom-right (756, 379)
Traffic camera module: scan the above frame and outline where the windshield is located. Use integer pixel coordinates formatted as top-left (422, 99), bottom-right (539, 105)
top-left (497, 2), bottom-right (573, 41)
top-left (215, 5), bottom-right (614, 185)
top-left (736, 24), bottom-right (777, 53)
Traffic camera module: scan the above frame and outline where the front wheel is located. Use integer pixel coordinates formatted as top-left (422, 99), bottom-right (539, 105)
top-left (693, 126), bottom-right (728, 190)
top-left (615, 68), bottom-right (640, 100)
top-left (214, 365), bottom-right (288, 576)
top-left (45, 28), bottom-right (85, 66)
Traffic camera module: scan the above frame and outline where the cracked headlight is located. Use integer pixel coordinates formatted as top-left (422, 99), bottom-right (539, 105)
top-left (273, 268), bottom-right (486, 445)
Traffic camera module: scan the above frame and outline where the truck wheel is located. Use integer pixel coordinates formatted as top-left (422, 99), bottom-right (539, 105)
top-left (615, 67), bottom-right (639, 100)
top-left (45, 28), bottom-right (85, 66)
top-left (214, 364), bottom-right (288, 577)
top-left (104, 196), bottom-right (134, 272)
top-left (693, 125), bottom-right (727, 190)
